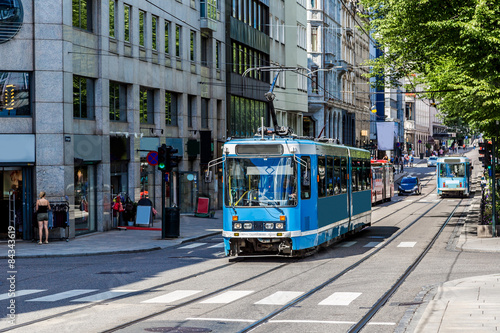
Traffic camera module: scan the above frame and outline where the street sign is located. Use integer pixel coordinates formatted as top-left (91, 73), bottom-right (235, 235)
top-left (147, 151), bottom-right (159, 166)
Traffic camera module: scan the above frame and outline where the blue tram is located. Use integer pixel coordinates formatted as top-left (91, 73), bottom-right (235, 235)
top-left (218, 137), bottom-right (372, 257)
top-left (436, 156), bottom-right (472, 197)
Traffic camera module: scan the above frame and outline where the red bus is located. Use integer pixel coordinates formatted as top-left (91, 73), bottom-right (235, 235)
top-left (371, 160), bottom-right (394, 205)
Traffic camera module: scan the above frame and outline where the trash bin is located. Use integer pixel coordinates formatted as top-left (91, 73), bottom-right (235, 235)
top-left (163, 206), bottom-right (180, 238)
top-left (420, 152), bottom-right (424, 159)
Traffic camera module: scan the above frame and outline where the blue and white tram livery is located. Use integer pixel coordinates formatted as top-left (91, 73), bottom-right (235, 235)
top-left (436, 156), bottom-right (472, 197)
top-left (219, 137), bottom-right (372, 257)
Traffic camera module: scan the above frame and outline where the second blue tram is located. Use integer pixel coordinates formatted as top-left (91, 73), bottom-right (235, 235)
top-left (436, 156), bottom-right (472, 197)
top-left (219, 137), bottom-right (372, 257)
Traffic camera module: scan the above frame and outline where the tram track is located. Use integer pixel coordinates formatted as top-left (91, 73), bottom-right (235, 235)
top-left (236, 197), bottom-right (467, 333)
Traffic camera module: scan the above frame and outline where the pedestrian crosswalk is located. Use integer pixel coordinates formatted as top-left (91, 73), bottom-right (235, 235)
top-left (4, 288), bottom-right (364, 307)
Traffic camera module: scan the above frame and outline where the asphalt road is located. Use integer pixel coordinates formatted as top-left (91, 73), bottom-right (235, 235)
top-left (2, 165), bottom-right (499, 333)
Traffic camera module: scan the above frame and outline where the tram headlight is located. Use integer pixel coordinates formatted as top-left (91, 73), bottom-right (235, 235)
top-left (243, 223), bottom-right (253, 229)
top-left (265, 223), bottom-right (274, 230)
top-left (275, 222), bottom-right (284, 229)
top-left (233, 222), bottom-right (242, 230)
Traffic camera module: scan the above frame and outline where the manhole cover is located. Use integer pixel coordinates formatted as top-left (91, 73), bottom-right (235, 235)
top-left (144, 328), bottom-right (211, 333)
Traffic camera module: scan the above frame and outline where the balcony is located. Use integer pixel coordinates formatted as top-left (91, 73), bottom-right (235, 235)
top-left (324, 53), bottom-right (336, 68)
top-left (200, 0), bottom-right (218, 32)
top-left (404, 120), bottom-right (416, 131)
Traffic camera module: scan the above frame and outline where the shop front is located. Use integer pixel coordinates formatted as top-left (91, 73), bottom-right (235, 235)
top-left (0, 134), bottom-right (35, 240)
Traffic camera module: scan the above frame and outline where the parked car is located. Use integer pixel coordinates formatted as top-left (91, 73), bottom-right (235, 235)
top-left (427, 156), bottom-right (438, 167)
top-left (398, 177), bottom-right (422, 195)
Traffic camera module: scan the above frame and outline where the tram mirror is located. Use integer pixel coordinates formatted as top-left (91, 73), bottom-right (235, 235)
top-left (205, 170), bottom-right (212, 183)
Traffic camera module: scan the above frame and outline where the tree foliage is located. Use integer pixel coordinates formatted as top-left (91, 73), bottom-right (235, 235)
top-left (359, 0), bottom-right (500, 136)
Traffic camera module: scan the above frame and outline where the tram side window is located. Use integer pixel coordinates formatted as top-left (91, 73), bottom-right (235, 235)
top-left (351, 159), bottom-right (358, 192)
top-left (318, 156), bottom-right (326, 197)
top-left (327, 157), bottom-right (334, 196)
top-left (364, 160), bottom-right (371, 189)
top-left (341, 157), bottom-right (347, 193)
top-left (301, 156), bottom-right (311, 200)
top-left (334, 157), bottom-right (341, 194)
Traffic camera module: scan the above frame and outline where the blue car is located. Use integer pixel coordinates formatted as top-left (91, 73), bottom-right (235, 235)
top-left (398, 177), bottom-right (422, 195)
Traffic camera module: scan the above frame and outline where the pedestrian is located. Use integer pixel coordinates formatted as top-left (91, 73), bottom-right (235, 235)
top-left (35, 191), bottom-right (51, 245)
top-left (112, 196), bottom-right (124, 228)
top-left (400, 157), bottom-right (404, 173)
top-left (410, 155), bottom-right (414, 167)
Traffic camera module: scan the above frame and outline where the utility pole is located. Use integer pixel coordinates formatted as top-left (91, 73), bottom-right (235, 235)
top-left (492, 137), bottom-right (497, 236)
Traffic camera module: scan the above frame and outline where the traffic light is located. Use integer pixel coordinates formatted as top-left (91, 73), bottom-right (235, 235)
top-left (479, 142), bottom-right (492, 168)
top-left (157, 144), bottom-right (168, 171)
top-left (168, 147), bottom-right (179, 171)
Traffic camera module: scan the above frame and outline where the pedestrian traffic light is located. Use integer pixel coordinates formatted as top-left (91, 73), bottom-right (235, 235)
top-left (157, 144), bottom-right (168, 171)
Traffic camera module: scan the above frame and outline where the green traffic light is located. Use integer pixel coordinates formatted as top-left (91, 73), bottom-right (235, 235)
top-left (159, 162), bottom-right (166, 170)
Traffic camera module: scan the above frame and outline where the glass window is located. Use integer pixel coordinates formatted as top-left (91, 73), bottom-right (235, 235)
top-left (164, 21), bottom-right (170, 53)
top-left (152, 16), bottom-right (158, 50)
top-left (201, 98), bottom-right (209, 129)
top-left (301, 156), bottom-right (311, 200)
top-left (139, 10), bottom-right (145, 47)
top-left (72, 0), bottom-right (92, 31)
top-left (201, 36), bottom-right (208, 66)
top-left (165, 91), bottom-right (178, 126)
top-left (124, 4), bottom-right (130, 42)
top-left (0, 72), bottom-right (30, 116)
top-left (190, 30), bottom-right (195, 62)
top-left (74, 164), bottom-right (96, 235)
top-left (311, 26), bottom-right (318, 52)
top-left (139, 87), bottom-right (154, 124)
top-left (176, 25), bottom-right (181, 57)
top-left (188, 95), bottom-right (195, 128)
top-left (327, 157), bottom-right (334, 196)
top-left (225, 157), bottom-right (297, 207)
top-left (109, 0), bottom-right (115, 38)
top-left (341, 157), bottom-right (347, 193)
top-left (318, 156), bottom-right (326, 198)
top-left (73, 75), bottom-right (94, 119)
top-left (109, 81), bottom-right (127, 121)
top-left (216, 40), bottom-right (221, 69)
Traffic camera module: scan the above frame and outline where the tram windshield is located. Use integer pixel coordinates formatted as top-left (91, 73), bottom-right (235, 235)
top-left (439, 163), bottom-right (466, 178)
top-left (225, 157), bottom-right (297, 207)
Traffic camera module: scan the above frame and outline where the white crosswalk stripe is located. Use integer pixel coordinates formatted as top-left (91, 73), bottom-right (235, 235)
top-left (339, 241), bottom-right (356, 247)
top-left (397, 242), bottom-right (417, 248)
top-left (0, 290), bottom-right (46, 301)
top-left (208, 243), bottom-right (224, 248)
top-left (319, 292), bottom-right (362, 306)
top-left (364, 242), bottom-right (383, 248)
top-left (178, 243), bottom-right (207, 249)
top-left (254, 291), bottom-right (304, 305)
top-left (71, 290), bottom-right (136, 302)
top-left (142, 290), bottom-right (202, 303)
top-left (27, 289), bottom-right (97, 302)
top-left (200, 291), bottom-right (254, 304)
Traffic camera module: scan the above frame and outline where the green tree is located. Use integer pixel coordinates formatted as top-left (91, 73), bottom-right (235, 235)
top-left (359, 0), bottom-right (500, 136)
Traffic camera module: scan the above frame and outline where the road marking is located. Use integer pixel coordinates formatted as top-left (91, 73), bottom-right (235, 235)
top-left (339, 241), bottom-right (356, 247)
top-left (270, 319), bottom-right (395, 326)
top-left (364, 242), bottom-right (383, 248)
top-left (318, 292), bottom-right (361, 306)
top-left (178, 243), bottom-right (207, 249)
top-left (208, 243), bottom-right (224, 248)
top-left (186, 318), bottom-right (255, 323)
top-left (254, 291), bottom-right (304, 305)
top-left (26, 289), bottom-right (98, 302)
top-left (200, 290), bottom-right (254, 304)
top-left (71, 290), bottom-right (135, 302)
top-left (397, 242), bottom-right (417, 248)
top-left (0, 290), bottom-right (46, 301)
top-left (142, 290), bottom-right (202, 303)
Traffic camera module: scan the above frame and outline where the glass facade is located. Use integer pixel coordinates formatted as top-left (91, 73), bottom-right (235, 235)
top-left (229, 96), bottom-right (268, 137)
top-left (0, 72), bottom-right (30, 116)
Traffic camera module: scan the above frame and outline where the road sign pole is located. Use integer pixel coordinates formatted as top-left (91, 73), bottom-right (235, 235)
top-left (492, 137), bottom-right (496, 237)
top-left (161, 170), bottom-right (166, 239)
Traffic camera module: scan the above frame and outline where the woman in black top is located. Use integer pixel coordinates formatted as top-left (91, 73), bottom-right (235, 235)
top-left (36, 191), bottom-right (51, 244)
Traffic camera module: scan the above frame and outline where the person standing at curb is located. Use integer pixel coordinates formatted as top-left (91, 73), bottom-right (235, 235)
top-left (36, 191), bottom-right (51, 245)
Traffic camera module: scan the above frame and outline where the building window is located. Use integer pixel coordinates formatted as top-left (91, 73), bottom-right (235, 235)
top-left (216, 40), bottom-right (221, 69)
top-left (139, 10), bottom-right (145, 47)
top-left (232, 0), bottom-right (237, 18)
top-left (188, 95), bottom-right (195, 128)
top-left (109, 0), bottom-right (115, 38)
top-left (73, 75), bottom-right (94, 119)
top-left (139, 87), bottom-right (154, 124)
top-left (72, 0), bottom-right (92, 31)
top-left (311, 67), bottom-right (318, 94)
top-left (165, 91), bottom-right (178, 126)
top-left (311, 26), bottom-right (318, 52)
top-left (201, 98), bottom-right (209, 129)
top-left (190, 30), bottom-right (195, 62)
top-left (201, 0), bottom-right (217, 20)
top-left (165, 21), bottom-right (170, 54)
top-left (201, 36), bottom-right (208, 66)
top-left (0, 72), bottom-right (30, 116)
top-left (229, 96), bottom-right (268, 137)
top-left (175, 25), bottom-right (181, 57)
top-left (152, 16), bottom-right (158, 50)
top-left (124, 4), bottom-right (130, 43)
top-left (109, 81), bottom-right (127, 121)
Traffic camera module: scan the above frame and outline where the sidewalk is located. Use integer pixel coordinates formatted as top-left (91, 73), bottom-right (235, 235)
top-left (0, 211), bottom-right (223, 258)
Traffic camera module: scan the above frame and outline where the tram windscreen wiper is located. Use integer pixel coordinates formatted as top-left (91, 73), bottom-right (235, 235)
top-left (261, 195), bottom-right (284, 215)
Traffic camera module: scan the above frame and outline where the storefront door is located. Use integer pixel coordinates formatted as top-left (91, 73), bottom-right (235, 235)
top-left (74, 164), bottom-right (97, 235)
top-left (178, 171), bottom-right (198, 214)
